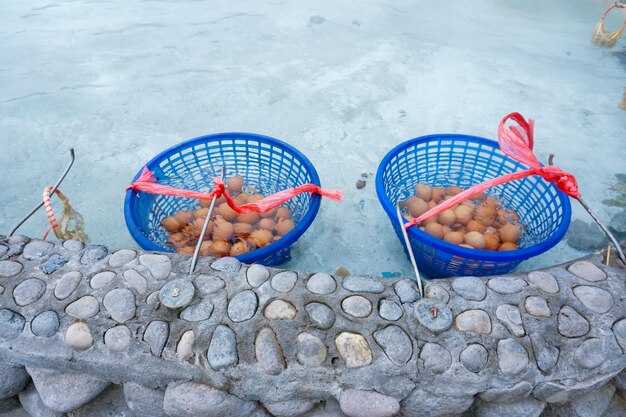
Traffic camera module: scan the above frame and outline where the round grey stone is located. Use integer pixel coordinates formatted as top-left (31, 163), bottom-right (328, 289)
top-left (143, 321), bottom-right (169, 357)
top-left (139, 254), bottom-right (172, 280)
top-left (527, 271), bottom-right (559, 294)
top-left (420, 343), bottom-right (452, 374)
top-left (62, 239), bottom-right (84, 251)
top-left (66, 296), bottom-right (99, 319)
top-left (90, 271), bottom-right (116, 289)
top-left (339, 389), bottom-right (400, 417)
top-left (567, 260), bottom-right (606, 282)
top-left (159, 279), bottom-right (194, 309)
top-left (343, 275), bottom-right (385, 294)
top-left (210, 256), bottom-right (241, 273)
top-left (0, 260), bottom-right (23, 278)
top-left (104, 325), bottom-right (132, 352)
top-left (103, 288), bottom-right (136, 323)
top-left (495, 304), bottom-right (525, 337)
top-left (227, 290), bottom-right (258, 322)
top-left (379, 299), bottom-right (403, 321)
top-left (13, 278), bottom-right (46, 306)
top-left (31, 311), bottom-right (59, 337)
top-left (487, 276), bottom-right (527, 294)
top-left (297, 332), bottom-right (327, 366)
top-left (497, 338), bottom-right (528, 375)
top-left (23, 241), bottom-right (53, 260)
top-left (65, 322), bottom-right (93, 350)
top-left (40, 254), bottom-right (69, 275)
top-left (108, 249), bottom-right (136, 268)
top-left (558, 306), bottom-right (589, 338)
top-left (305, 302), bottom-right (335, 329)
top-left (180, 300), bottom-right (214, 322)
top-left (394, 280), bottom-right (420, 303)
top-left (573, 285), bottom-right (614, 313)
top-left (455, 309), bottom-right (492, 335)
top-left (123, 269), bottom-right (148, 295)
top-left (452, 277), bottom-right (486, 301)
top-left (525, 296), bottom-right (551, 317)
top-left (574, 338), bottom-right (604, 369)
top-left (255, 328), bottom-right (285, 375)
top-left (246, 264), bottom-right (270, 287)
top-left (207, 325), bottom-right (238, 370)
top-left (0, 309), bottom-right (25, 339)
top-left (271, 271), bottom-right (298, 293)
top-left (306, 273), bottom-right (337, 295)
top-left (460, 344), bottom-right (489, 373)
top-left (194, 274), bottom-right (225, 296)
top-left (424, 284), bottom-right (450, 303)
top-left (55, 271), bottom-right (82, 299)
top-left (414, 299), bottom-right (453, 334)
top-left (529, 333), bottom-right (560, 372)
top-left (342, 295), bottom-right (373, 318)
top-left (80, 245), bottom-right (108, 264)
top-left (373, 325), bottom-right (412, 366)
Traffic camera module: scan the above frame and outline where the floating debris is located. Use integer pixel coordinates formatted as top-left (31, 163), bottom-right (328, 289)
top-left (356, 180), bottom-right (366, 189)
top-left (335, 267), bottom-right (351, 278)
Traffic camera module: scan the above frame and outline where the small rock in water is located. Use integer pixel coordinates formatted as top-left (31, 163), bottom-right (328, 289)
top-left (40, 254), bottom-right (69, 275)
top-left (335, 267), bottom-right (351, 278)
top-left (566, 219), bottom-right (606, 251)
top-left (356, 179), bottom-right (366, 189)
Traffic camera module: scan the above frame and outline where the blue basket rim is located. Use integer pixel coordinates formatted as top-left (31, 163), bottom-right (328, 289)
top-left (375, 133), bottom-right (572, 263)
top-left (124, 132), bottom-right (322, 263)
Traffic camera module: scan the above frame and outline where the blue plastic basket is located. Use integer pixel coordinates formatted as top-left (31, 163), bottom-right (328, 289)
top-left (376, 134), bottom-right (572, 278)
top-left (124, 132), bottom-right (322, 267)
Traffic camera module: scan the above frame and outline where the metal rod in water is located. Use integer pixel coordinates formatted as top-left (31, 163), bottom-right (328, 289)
top-left (189, 167), bottom-right (226, 275)
top-left (8, 148), bottom-right (76, 237)
top-left (396, 203), bottom-right (424, 297)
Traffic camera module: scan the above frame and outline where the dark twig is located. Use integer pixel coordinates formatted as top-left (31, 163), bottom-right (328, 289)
top-left (8, 149), bottom-right (76, 237)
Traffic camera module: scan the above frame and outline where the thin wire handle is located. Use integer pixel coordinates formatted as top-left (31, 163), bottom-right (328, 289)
top-left (8, 148), bottom-right (76, 237)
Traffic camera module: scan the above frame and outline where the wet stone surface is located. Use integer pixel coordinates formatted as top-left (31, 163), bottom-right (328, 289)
top-left (0, 309), bottom-right (25, 339)
top-left (40, 254), bottom-right (69, 275)
top-left (23, 241), bottom-right (53, 260)
top-left (210, 256), bottom-right (240, 273)
top-left (227, 290), bottom-right (258, 322)
top-left (55, 271), bottom-right (82, 300)
top-left (104, 325), bottom-right (132, 352)
top-left (343, 275), bottom-right (385, 294)
top-left (0, 260), bottom-right (23, 278)
top-left (373, 325), bottom-right (412, 366)
top-left (13, 278), bottom-right (46, 306)
top-left (108, 249), bottom-right (136, 268)
top-left (452, 276), bottom-right (487, 301)
top-left (306, 273), bottom-right (336, 295)
top-left (378, 299), bottom-right (403, 321)
top-left (208, 325), bottom-right (238, 370)
top-left (460, 344), bottom-right (489, 373)
top-left (66, 296), bottom-right (100, 320)
top-left (194, 274), bottom-right (225, 296)
top-left (305, 302), bottom-right (335, 329)
top-left (341, 295), bottom-right (373, 318)
top-left (31, 311), bottom-right (60, 337)
top-left (558, 306), bottom-right (589, 338)
top-left (393, 280), bottom-right (420, 303)
top-left (80, 245), bottom-right (108, 265)
top-left (62, 240), bottom-right (84, 252)
top-left (420, 343), bottom-right (452, 374)
top-left (90, 271), bottom-right (116, 289)
top-left (103, 288), bottom-right (136, 323)
top-left (246, 264), bottom-right (270, 288)
top-left (271, 271), bottom-right (297, 293)
top-left (297, 332), bottom-right (327, 366)
top-left (567, 260), bottom-right (606, 282)
top-left (180, 300), bottom-right (214, 322)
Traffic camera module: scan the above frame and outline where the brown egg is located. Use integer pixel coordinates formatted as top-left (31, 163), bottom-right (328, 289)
top-left (415, 183), bottom-right (432, 201)
top-left (423, 214), bottom-right (438, 226)
top-left (238, 211), bottom-right (260, 225)
top-left (217, 203), bottom-right (239, 221)
top-left (202, 220), bottom-right (215, 240)
top-left (499, 223), bottom-right (521, 243)
top-left (168, 232), bottom-right (189, 249)
top-left (466, 220), bottom-right (485, 233)
top-left (211, 241), bottom-right (231, 257)
top-left (234, 223), bottom-right (254, 239)
top-left (430, 188), bottom-right (445, 203)
top-left (226, 175), bottom-right (245, 194)
top-left (438, 209), bottom-right (456, 226)
top-left (260, 207), bottom-right (278, 218)
top-left (195, 207), bottom-right (209, 219)
top-left (428, 200), bottom-right (437, 209)
top-left (230, 240), bottom-right (251, 256)
top-left (181, 223), bottom-right (201, 239)
top-left (247, 193), bottom-right (265, 203)
top-left (450, 223), bottom-right (465, 232)
top-left (178, 246), bottom-right (196, 256)
top-left (485, 226), bottom-right (497, 235)
top-left (407, 197), bottom-right (429, 218)
top-left (258, 218), bottom-right (276, 231)
top-left (484, 234), bottom-right (500, 251)
top-left (473, 191), bottom-right (486, 201)
top-left (474, 205), bottom-right (496, 227)
top-left (464, 231), bottom-right (486, 249)
top-left (212, 218), bottom-right (235, 241)
top-left (161, 216), bottom-right (183, 233)
top-left (443, 231), bottom-right (464, 245)
top-left (441, 226), bottom-right (452, 235)
top-left (249, 229), bottom-right (273, 248)
top-left (276, 207), bottom-right (292, 220)
top-left (199, 241), bottom-right (213, 257)
top-left (174, 210), bottom-right (195, 224)
top-left (424, 223), bottom-right (444, 239)
top-left (275, 219), bottom-right (295, 236)
top-left (445, 186), bottom-right (463, 196)
top-left (461, 200), bottom-right (475, 209)
top-left (498, 242), bottom-right (518, 251)
top-left (234, 194), bottom-right (248, 205)
top-left (454, 206), bottom-right (473, 225)
top-left (484, 196), bottom-right (498, 209)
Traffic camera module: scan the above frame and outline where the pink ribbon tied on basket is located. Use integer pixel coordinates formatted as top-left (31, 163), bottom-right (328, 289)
top-left (405, 112), bottom-right (580, 229)
top-left (127, 167), bottom-right (344, 214)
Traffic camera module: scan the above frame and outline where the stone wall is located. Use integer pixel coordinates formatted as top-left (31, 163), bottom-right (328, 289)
top-left (0, 234), bottom-right (625, 417)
